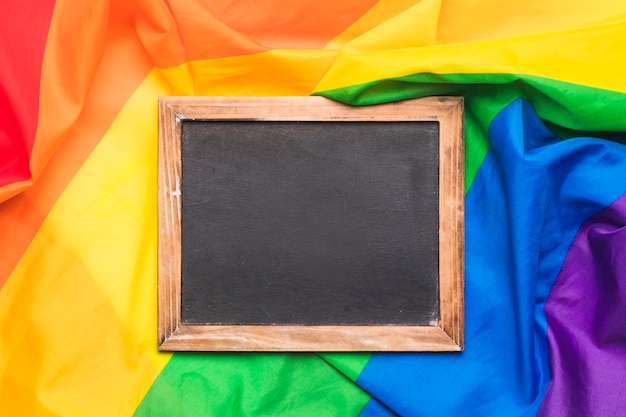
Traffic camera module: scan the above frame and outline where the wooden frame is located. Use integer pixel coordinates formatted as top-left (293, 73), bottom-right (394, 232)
top-left (158, 96), bottom-right (464, 351)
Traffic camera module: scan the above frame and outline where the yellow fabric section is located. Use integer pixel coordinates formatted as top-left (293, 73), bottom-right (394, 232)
top-left (186, 49), bottom-right (338, 96)
top-left (0, 68), bottom-right (196, 416)
top-left (333, 0), bottom-right (443, 52)
top-left (436, 0), bottom-right (626, 43)
top-left (315, 1), bottom-right (626, 93)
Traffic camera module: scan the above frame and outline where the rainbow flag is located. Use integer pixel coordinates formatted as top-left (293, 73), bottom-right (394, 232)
top-left (2, 1), bottom-right (625, 415)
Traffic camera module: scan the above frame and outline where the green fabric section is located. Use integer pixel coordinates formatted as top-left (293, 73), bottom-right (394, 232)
top-left (315, 73), bottom-right (626, 192)
top-left (133, 353), bottom-right (370, 417)
top-left (319, 353), bottom-right (372, 382)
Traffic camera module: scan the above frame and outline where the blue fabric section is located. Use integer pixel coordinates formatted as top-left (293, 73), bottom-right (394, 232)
top-left (358, 397), bottom-right (400, 417)
top-left (355, 98), bottom-right (626, 416)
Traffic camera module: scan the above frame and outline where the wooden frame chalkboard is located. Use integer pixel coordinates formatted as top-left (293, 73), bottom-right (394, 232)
top-left (158, 96), bottom-right (464, 351)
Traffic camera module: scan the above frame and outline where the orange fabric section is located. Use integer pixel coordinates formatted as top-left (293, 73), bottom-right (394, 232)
top-left (138, 0), bottom-right (378, 67)
top-left (205, 0), bottom-right (379, 49)
top-left (148, 0), bottom-right (264, 65)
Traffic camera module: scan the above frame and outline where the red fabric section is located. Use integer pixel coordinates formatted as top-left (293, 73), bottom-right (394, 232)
top-left (0, 0), bottom-right (56, 187)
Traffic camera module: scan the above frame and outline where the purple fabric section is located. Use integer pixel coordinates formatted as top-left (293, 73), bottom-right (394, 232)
top-left (539, 193), bottom-right (626, 417)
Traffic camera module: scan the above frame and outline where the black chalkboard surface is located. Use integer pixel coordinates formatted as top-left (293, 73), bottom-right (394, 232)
top-left (158, 96), bottom-right (464, 351)
top-left (181, 121), bottom-right (439, 326)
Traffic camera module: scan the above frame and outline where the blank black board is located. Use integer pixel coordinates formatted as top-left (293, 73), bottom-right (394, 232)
top-left (180, 121), bottom-right (440, 326)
